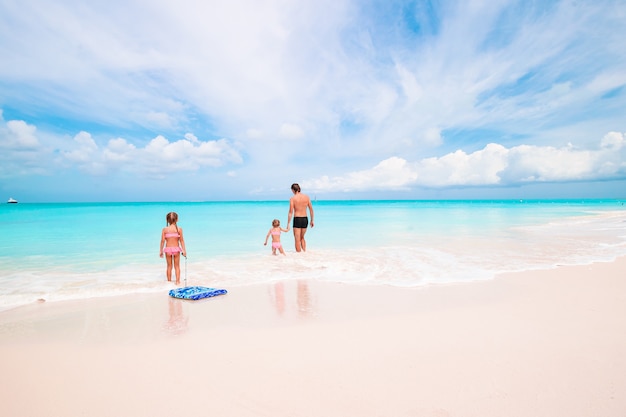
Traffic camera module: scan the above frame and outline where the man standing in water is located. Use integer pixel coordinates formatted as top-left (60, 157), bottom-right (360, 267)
top-left (287, 183), bottom-right (314, 252)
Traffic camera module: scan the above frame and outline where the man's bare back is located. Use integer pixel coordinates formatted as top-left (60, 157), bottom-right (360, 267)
top-left (290, 193), bottom-right (312, 217)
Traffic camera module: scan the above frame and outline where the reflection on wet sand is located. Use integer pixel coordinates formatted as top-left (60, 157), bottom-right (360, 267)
top-left (269, 280), bottom-right (314, 319)
top-left (297, 280), bottom-right (312, 318)
top-left (273, 282), bottom-right (286, 316)
top-left (163, 297), bottom-right (189, 336)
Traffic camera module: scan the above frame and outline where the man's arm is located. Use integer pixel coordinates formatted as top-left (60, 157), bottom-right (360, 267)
top-left (308, 200), bottom-right (314, 227)
top-left (287, 198), bottom-right (294, 227)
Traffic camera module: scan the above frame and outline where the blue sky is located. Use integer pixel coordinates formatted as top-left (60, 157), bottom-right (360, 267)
top-left (1, 0), bottom-right (625, 202)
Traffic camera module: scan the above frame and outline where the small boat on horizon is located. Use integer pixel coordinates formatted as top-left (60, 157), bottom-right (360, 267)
top-left (7, 197), bottom-right (18, 204)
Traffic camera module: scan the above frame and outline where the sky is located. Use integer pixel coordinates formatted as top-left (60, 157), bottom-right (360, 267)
top-left (1, 0), bottom-right (625, 202)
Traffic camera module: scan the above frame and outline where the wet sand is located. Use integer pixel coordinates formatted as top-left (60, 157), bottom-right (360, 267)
top-left (1, 257), bottom-right (625, 417)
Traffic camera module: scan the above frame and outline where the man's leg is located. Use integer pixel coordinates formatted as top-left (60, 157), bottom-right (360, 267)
top-left (293, 228), bottom-right (303, 252)
top-left (300, 228), bottom-right (307, 252)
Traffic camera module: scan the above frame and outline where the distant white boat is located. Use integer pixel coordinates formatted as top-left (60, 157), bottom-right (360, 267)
top-left (7, 197), bottom-right (18, 204)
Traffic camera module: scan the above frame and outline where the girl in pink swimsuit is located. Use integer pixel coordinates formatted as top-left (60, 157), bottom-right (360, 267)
top-left (264, 219), bottom-right (290, 256)
top-left (159, 212), bottom-right (187, 285)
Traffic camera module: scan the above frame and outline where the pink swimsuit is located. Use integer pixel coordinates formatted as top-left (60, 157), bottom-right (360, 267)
top-left (270, 229), bottom-right (281, 248)
top-left (164, 246), bottom-right (182, 255)
top-left (164, 231), bottom-right (181, 255)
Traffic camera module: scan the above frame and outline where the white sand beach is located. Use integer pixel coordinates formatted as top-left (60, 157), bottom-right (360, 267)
top-left (1, 257), bottom-right (625, 417)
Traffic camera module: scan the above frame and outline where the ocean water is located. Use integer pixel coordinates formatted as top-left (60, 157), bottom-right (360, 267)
top-left (1, 200), bottom-right (625, 311)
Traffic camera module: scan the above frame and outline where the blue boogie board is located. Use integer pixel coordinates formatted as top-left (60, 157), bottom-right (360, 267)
top-left (169, 286), bottom-right (228, 300)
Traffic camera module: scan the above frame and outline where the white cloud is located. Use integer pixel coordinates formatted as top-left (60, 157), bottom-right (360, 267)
top-left (423, 127), bottom-right (443, 147)
top-left (0, 117), bottom-right (40, 149)
top-left (246, 128), bottom-right (263, 139)
top-left (308, 157), bottom-right (417, 192)
top-left (278, 123), bottom-right (305, 140)
top-left (64, 132), bottom-right (98, 163)
top-left (144, 111), bottom-right (177, 129)
top-left (395, 63), bottom-right (422, 104)
top-left (0, 115), bottom-right (243, 179)
top-left (121, 135), bottom-right (243, 178)
top-left (0, 113), bottom-right (47, 176)
top-left (305, 132), bottom-right (626, 192)
top-left (601, 131), bottom-right (625, 149)
top-left (418, 143), bottom-right (509, 186)
top-left (103, 138), bottom-right (137, 163)
top-left (61, 132), bottom-right (109, 175)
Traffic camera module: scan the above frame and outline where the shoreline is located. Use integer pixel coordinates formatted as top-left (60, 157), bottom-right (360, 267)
top-left (1, 257), bottom-right (625, 416)
top-left (3, 201), bottom-right (625, 312)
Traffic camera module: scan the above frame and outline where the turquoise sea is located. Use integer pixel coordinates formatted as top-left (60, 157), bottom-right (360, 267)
top-left (1, 200), bottom-right (625, 311)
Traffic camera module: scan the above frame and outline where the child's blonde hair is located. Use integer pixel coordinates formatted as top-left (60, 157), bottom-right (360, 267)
top-left (272, 219), bottom-right (280, 227)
